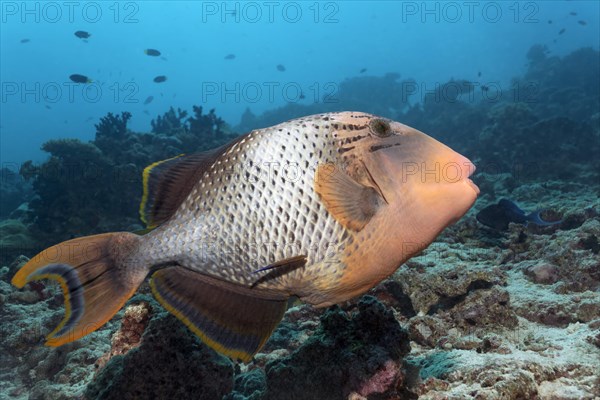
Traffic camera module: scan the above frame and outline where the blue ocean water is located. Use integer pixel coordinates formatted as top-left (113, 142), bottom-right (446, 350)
top-left (1, 1), bottom-right (598, 163)
top-left (2, 2), bottom-right (600, 399)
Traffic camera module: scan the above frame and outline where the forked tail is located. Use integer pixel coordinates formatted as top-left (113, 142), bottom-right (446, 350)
top-left (11, 232), bottom-right (148, 346)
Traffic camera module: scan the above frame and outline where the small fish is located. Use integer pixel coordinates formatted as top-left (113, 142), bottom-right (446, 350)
top-left (145, 49), bottom-right (161, 57)
top-left (569, 11), bottom-right (577, 16)
top-left (477, 71), bottom-right (482, 77)
top-left (74, 31), bottom-right (91, 39)
top-left (299, 92), bottom-right (306, 100)
top-left (144, 95), bottom-right (154, 105)
top-left (153, 75), bottom-right (167, 83)
top-left (359, 68), bottom-right (367, 74)
top-left (476, 199), bottom-right (561, 231)
top-left (548, 20), bottom-right (553, 24)
top-left (12, 112), bottom-right (478, 362)
top-left (45, 105), bottom-right (52, 110)
top-left (481, 85), bottom-right (489, 92)
top-left (20, 38), bottom-right (30, 43)
top-left (224, 54), bottom-right (236, 60)
top-left (276, 64), bottom-right (286, 72)
top-left (578, 20), bottom-right (586, 26)
top-left (69, 74), bottom-right (92, 83)
top-left (559, 28), bottom-right (566, 35)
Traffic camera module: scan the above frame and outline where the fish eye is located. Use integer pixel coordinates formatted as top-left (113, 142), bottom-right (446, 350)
top-left (369, 119), bottom-right (392, 138)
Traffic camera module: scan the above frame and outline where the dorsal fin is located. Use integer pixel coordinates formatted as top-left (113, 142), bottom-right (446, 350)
top-left (140, 139), bottom-right (241, 229)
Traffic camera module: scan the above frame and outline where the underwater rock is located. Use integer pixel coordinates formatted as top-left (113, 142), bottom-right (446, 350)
top-left (395, 263), bottom-right (506, 316)
top-left (85, 300), bottom-right (234, 400)
top-left (0, 219), bottom-right (36, 266)
top-left (0, 273), bottom-right (113, 399)
top-left (223, 368), bottom-right (266, 400)
top-left (524, 263), bottom-right (560, 284)
top-left (263, 296), bottom-right (410, 400)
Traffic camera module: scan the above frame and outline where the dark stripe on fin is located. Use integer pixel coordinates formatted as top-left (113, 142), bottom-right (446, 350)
top-left (11, 232), bottom-right (147, 347)
top-left (150, 267), bottom-right (288, 363)
top-left (27, 263), bottom-right (84, 338)
top-left (140, 136), bottom-right (247, 229)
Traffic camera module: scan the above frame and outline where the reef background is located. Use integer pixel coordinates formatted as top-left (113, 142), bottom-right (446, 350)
top-left (1, 43), bottom-right (599, 399)
top-left (0, 2), bottom-right (600, 400)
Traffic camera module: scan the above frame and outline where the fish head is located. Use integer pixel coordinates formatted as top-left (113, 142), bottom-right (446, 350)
top-left (331, 113), bottom-right (479, 243)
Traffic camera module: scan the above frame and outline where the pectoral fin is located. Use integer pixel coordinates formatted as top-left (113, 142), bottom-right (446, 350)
top-left (314, 163), bottom-right (384, 231)
top-left (251, 255), bottom-right (307, 288)
top-left (150, 267), bottom-right (289, 363)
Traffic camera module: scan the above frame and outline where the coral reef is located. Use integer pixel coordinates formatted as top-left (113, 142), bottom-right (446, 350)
top-left (235, 73), bottom-right (416, 133)
top-left (1, 45), bottom-right (599, 399)
top-left (262, 296), bottom-right (411, 400)
top-left (0, 219), bottom-right (36, 266)
top-left (17, 106), bottom-right (235, 249)
top-left (85, 296), bottom-right (234, 400)
top-left (0, 166), bottom-right (31, 219)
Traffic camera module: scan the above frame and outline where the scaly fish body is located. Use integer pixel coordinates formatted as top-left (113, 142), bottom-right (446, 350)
top-left (141, 114), bottom-right (349, 298)
top-left (13, 112), bottom-right (478, 361)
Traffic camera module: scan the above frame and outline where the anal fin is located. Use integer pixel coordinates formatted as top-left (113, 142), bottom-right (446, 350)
top-left (150, 267), bottom-right (289, 362)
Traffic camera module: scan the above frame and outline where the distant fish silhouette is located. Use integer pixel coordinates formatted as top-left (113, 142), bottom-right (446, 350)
top-left (359, 68), bottom-right (367, 73)
top-left (569, 12), bottom-right (577, 16)
top-left (74, 31), bottom-right (91, 39)
top-left (476, 199), bottom-right (561, 231)
top-left (20, 38), bottom-right (30, 43)
top-left (548, 20), bottom-right (552, 24)
top-left (559, 28), bottom-right (566, 35)
top-left (69, 74), bottom-right (92, 83)
top-left (145, 49), bottom-right (161, 57)
top-left (276, 64), bottom-right (286, 72)
top-left (153, 75), bottom-right (167, 83)
top-left (224, 54), bottom-right (236, 60)
top-left (477, 71), bottom-right (482, 77)
top-left (578, 20), bottom-right (587, 26)
top-left (144, 95), bottom-right (154, 105)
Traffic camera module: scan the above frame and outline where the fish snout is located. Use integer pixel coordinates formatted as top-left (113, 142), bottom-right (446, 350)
top-left (453, 154), bottom-right (480, 195)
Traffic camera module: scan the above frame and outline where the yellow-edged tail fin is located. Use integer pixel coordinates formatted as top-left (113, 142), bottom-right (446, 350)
top-left (11, 232), bottom-right (148, 347)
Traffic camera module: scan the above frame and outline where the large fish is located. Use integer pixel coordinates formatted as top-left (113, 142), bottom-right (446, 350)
top-left (12, 112), bottom-right (479, 362)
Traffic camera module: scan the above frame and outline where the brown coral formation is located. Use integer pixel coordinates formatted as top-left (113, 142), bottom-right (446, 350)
top-left (94, 302), bottom-right (152, 371)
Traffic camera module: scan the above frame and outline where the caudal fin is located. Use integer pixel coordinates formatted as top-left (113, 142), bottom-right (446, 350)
top-left (11, 232), bottom-right (147, 346)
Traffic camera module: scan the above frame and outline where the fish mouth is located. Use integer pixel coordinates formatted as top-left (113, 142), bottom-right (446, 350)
top-left (461, 159), bottom-right (480, 195)
top-left (466, 178), bottom-right (480, 195)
